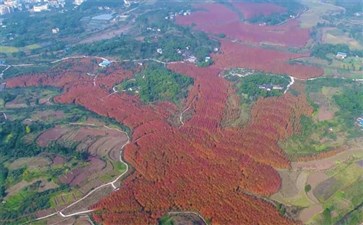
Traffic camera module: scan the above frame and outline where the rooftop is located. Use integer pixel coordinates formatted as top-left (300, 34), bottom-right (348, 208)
top-left (99, 59), bottom-right (111, 67)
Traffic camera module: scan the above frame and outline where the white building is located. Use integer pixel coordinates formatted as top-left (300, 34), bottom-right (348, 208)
top-left (33, 4), bottom-right (48, 12)
top-left (157, 48), bottom-right (163, 55)
top-left (52, 27), bottom-right (60, 34)
top-left (74, 0), bottom-right (85, 6)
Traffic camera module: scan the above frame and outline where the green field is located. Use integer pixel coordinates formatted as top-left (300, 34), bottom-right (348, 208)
top-left (0, 46), bottom-right (19, 54)
top-left (311, 161), bottom-right (363, 225)
top-left (281, 78), bottom-right (363, 159)
top-left (0, 86), bottom-right (131, 223)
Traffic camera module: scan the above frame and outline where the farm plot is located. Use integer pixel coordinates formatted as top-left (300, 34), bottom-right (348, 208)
top-left (5, 59), bottom-right (312, 224)
top-left (212, 40), bottom-right (323, 79)
top-left (176, 3), bottom-right (310, 47)
top-left (231, 1), bottom-right (286, 20)
top-left (271, 144), bottom-right (363, 224)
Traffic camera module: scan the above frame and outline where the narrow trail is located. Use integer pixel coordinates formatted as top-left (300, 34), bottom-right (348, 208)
top-left (179, 96), bottom-right (197, 127)
top-left (93, 75), bottom-right (97, 87)
top-left (19, 55), bottom-right (362, 224)
top-left (2, 112), bottom-right (7, 120)
top-left (0, 65), bottom-right (11, 79)
top-left (34, 123), bottom-right (130, 222)
top-left (284, 76), bottom-right (295, 94)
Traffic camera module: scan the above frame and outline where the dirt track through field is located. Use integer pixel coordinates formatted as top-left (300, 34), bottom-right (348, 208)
top-left (274, 145), bottom-right (363, 223)
top-left (33, 123), bottom-right (130, 223)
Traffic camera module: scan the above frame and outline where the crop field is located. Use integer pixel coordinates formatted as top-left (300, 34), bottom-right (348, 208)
top-left (231, 1), bottom-right (286, 20)
top-left (0, 44), bottom-right (41, 54)
top-left (322, 28), bottom-right (363, 50)
top-left (1, 1), bottom-right (361, 223)
top-left (0, 46), bottom-right (19, 54)
top-left (298, 0), bottom-right (344, 28)
top-left (0, 80), bottom-right (129, 223)
top-left (3, 58), bottom-right (320, 224)
top-left (212, 40), bottom-right (323, 79)
top-left (272, 141), bottom-right (363, 224)
top-left (176, 3), bottom-right (310, 47)
top-left (280, 78), bottom-right (362, 160)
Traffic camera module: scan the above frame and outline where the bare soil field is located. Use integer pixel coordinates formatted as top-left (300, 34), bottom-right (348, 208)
top-left (62, 185), bottom-right (114, 215)
top-left (309, 87), bottom-right (340, 121)
top-left (32, 110), bottom-right (65, 122)
top-left (7, 156), bottom-right (51, 170)
top-left (36, 126), bottom-right (69, 147)
top-left (272, 143), bottom-right (363, 224)
top-left (59, 156), bottom-right (106, 187)
top-left (37, 124), bottom-right (128, 158)
top-left (79, 24), bottom-right (131, 44)
top-left (313, 177), bottom-right (340, 201)
top-left (322, 28), bottom-right (363, 50)
top-left (298, 0), bottom-right (344, 28)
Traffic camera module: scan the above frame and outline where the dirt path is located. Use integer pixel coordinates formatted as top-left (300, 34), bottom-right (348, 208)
top-left (291, 147), bottom-right (363, 171)
top-left (179, 96), bottom-right (196, 127)
top-left (274, 145), bottom-right (363, 223)
top-left (284, 76), bottom-right (295, 94)
top-left (34, 124), bottom-right (130, 222)
top-left (0, 65), bottom-right (11, 79)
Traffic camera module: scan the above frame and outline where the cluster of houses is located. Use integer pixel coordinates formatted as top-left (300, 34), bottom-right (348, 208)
top-left (258, 84), bottom-right (284, 91)
top-left (0, 0), bottom-right (71, 15)
top-left (227, 68), bottom-right (256, 78)
top-left (164, 9), bottom-right (191, 20)
top-left (146, 27), bottom-right (162, 33)
top-left (155, 46), bottom-right (214, 64)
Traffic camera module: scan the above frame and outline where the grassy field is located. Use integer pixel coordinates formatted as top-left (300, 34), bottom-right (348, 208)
top-left (280, 78), bottom-right (362, 159)
top-left (0, 44), bottom-right (41, 54)
top-left (298, 0), bottom-right (343, 28)
top-left (50, 189), bottom-right (83, 208)
top-left (25, 44), bottom-right (41, 51)
top-left (272, 143), bottom-right (363, 224)
top-left (311, 161), bottom-right (363, 224)
top-left (0, 46), bottom-right (19, 54)
top-left (0, 86), bottom-right (131, 222)
top-left (322, 28), bottom-right (363, 50)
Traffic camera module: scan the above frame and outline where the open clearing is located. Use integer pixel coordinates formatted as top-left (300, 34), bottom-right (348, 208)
top-left (298, 0), bottom-right (344, 28)
top-left (7, 156), bottom-right (52, 170)
top-left (271, 141), bottom-right (363, 224)
top-left (322, 28), bottom-right (363, 50)
top-left (0, 46), bottom-right (19, 54)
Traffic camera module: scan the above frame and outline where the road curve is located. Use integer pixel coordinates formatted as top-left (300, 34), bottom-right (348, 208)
top-left (34, 123), bottom-right (130, 222)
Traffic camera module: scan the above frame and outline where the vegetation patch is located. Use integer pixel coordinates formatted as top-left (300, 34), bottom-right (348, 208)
top-left (281, 78), bottom-right (362, 159)
top-left (159, 215), bottom-right (174, 225)
top-left (0, 46), bottom-right (19, 54)
top-left (224, 69), bottom-right (290, 103)
top-left (117, 64), bottom-right (193, 103)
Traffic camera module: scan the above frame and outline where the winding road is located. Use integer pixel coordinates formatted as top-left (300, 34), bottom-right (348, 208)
top-left (18, 55), bottom-right (362, 224)
top-left (284, 76), bottom-right (295, 94)
top-left (0, 65), bottom-right (11, 79)
top-left (34, 124), bottom-right (130, 222)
